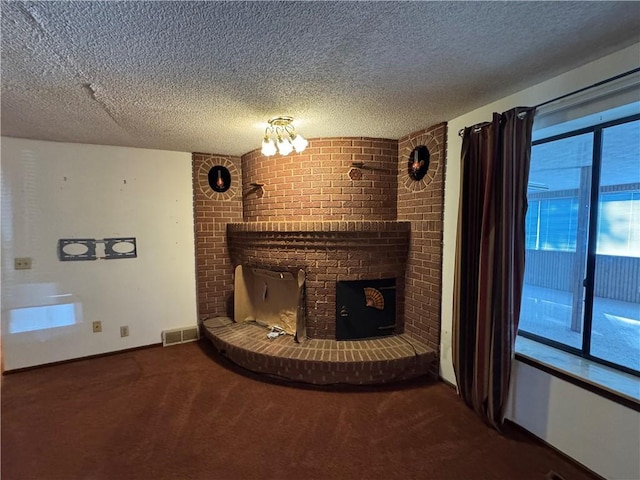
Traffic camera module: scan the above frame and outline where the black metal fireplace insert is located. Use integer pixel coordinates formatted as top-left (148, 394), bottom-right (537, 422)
top-left (335, 278), bottom-right (396, 340)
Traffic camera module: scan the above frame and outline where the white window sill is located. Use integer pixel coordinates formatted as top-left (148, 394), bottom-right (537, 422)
top-left (515, 336), bottom-right (640, 407)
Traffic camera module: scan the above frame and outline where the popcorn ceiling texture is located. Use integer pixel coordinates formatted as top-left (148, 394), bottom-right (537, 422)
top-left (2, 2), bottom-right (639, 155)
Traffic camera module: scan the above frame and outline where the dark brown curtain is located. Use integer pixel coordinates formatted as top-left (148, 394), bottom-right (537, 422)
top-left (452, 106), bottom-right (536, 430)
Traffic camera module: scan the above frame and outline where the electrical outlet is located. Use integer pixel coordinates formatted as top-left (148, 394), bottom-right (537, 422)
top-left (14, 257), bottom-right (32, 270)
top-left (120, 326), bottom-right (129, 337)
top-left (92, 321), bottom-right (102, 333)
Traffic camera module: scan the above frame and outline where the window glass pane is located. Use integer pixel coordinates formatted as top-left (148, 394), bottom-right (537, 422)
top-left (537, 197), bottom-right (579, 251)
top-left (590, 120), bottom-right (640, 371)
top-left (519, 133), bottom-right (593, 349)
top-left (525, 201), bottom-right (539, 249)
top-left (597, 192), bottom-right (640, 257)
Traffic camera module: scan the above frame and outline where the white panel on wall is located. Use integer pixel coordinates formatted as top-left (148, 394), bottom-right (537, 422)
top-left (507, 362), bottom-right (640, 480)
top-left (440, 43), bottom-right (640, 479)
top-left (1, 138), bottom-right (197, 370)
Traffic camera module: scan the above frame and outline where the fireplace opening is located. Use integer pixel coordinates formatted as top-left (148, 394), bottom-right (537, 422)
top-left (336, 278), bottom-right (396, 341)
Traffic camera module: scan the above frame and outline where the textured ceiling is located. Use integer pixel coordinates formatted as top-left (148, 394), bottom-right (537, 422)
top-left (1, 1), bottom-right (639, 156)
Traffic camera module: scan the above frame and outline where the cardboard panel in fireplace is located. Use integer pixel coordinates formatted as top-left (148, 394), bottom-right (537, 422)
top-left (336, 278), bottom-right (396, 341)
top-left (234, 265), bottom-right (305, 339)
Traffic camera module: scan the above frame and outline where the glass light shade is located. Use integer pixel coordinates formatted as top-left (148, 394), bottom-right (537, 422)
top-left (277, 137), bottom-right (294, 155)
top-left (261, 138), bottom-right (277, 156)
top-left (291, 134), bottom-right (308, 153)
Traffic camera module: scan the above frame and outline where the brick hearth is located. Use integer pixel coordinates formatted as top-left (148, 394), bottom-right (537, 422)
top-left (203, 317), bottom-right (437, 385)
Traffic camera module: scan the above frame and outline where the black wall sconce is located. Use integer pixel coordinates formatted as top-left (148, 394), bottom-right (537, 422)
top-left (208, 165), bottom-right (231, 193)
top-left (408, 145), bottom-right (430, 181)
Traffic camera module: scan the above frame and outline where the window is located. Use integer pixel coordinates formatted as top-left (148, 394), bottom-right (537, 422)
top-left (518, 114), bottom-right (640, 375)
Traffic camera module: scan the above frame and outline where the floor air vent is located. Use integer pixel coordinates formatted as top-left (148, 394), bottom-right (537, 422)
top-left (162, 326), bottom-right (199, 346)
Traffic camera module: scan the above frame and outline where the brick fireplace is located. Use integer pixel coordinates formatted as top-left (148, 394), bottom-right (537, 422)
top-left (226, 220), bottom-right (409, 339)
top-left (192, 125), bottom-right (446, 384)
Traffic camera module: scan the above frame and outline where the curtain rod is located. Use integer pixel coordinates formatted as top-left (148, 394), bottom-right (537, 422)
top-left (457, 66), bottom-right (640, 137)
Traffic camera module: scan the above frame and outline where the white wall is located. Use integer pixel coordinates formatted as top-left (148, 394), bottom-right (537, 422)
top-left (1, 138), bottom-right (197, 370)
top-left (507, 362), bottom-right (639, 480)
top-left (441, 43), bottom-right (640, 479)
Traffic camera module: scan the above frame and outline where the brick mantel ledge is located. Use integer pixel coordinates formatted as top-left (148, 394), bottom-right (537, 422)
top-left (227, 220), bottom-right (410, 233)
top-left (227, 221), bottom-right (411, 251)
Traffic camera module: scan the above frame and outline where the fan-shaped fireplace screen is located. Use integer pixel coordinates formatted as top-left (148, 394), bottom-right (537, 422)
top-left (336, 278), bottom-right (396, 340)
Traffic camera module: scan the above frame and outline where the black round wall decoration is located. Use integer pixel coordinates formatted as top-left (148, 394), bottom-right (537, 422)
top-left (208, 165), bottom-right (231, 193)
top-left (408, 145), bottom-right (430, 181)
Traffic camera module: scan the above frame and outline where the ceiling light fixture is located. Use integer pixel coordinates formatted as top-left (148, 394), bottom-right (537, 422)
top-left (261, 116), bottom-right (308, 157)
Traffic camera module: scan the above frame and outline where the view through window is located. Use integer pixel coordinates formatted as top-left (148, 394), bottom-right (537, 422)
top-left (518, 113), bottom-right (640, 375)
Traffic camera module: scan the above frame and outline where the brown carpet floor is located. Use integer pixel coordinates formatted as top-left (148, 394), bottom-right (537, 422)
top-left (1, 340), bottom-right (597, 480)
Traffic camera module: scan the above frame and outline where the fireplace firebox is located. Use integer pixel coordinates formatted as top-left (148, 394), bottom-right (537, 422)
top-left (336, 278), bottom-right (396, 340)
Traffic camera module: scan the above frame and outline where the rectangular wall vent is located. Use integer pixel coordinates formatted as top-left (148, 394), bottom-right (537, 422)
top-left (162, 326), bottom-right (200, 346)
